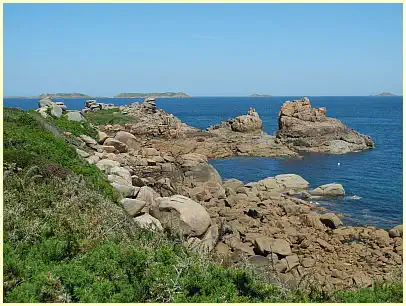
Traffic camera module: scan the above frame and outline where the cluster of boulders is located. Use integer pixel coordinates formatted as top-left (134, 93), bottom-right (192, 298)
top-left (65, 98), bottom-right (401, 293)
top-left (35, 96), bottom-right (68, 119)
top-left (35, 96), bottom-right (87, 121)
top-left (82, 99), bottom-right (116, 113)
top-left (276, 97), bottom-right (375, 154)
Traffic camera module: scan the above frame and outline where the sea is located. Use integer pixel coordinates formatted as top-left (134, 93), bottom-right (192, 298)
top-left (4, 96), bottom-right (403, 229)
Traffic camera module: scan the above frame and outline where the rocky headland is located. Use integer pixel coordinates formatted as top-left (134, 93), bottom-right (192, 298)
top-left (44, 96), bottom-right (400, 292)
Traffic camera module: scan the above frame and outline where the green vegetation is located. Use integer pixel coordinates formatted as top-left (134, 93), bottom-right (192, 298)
top-left (4, 108), bottom-right (118, 201)
top-left (115, 92), bottom-right (190, 98)
top-left (46, 113), bottom-right (98, 138)
top-left (3, 107), bottom-right (402, 303)
top-left (84, 109), bottom-right (137, 126)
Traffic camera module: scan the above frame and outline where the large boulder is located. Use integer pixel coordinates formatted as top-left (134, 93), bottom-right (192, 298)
top-left (50, 103), bottom-right (63, 118)
top-left (67, 111), bottom-right (85, 121)
top-left (38, 96), bottom-right (53, 108)
top-left (310, 183), bottom-right (345, 196)
top-left (254, 236), bottom-right (292, 256)
top-left (121, 198), bottom-right (146, 217)
top-left (180, 153), bottom-right (225, 199)
top-left (184, 224), bottom-right (219, 253)
top-left (275, 174), bottom-right (310, 190)
top-left (389, 224), bottom-right (403, 238)
top-left (114, 131), bottom-right (141, 151)
top-left (104, 138), bottom-right (129, 153)
top-left (276, 97), bottom-right (374, 154)
top-left (98, 131), bottom-right (109, 144)
top-left (150, 195), bottom-right (211, 237)
top-left (136, 186), bottom-right (160, 209)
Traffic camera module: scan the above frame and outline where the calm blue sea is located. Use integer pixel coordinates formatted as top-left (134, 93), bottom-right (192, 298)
top-left (4, 96), bottom-right (403, 229)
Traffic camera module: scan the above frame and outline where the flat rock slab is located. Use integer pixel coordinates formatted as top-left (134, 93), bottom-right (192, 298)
top-left (310, 183), bottom-right (345, 196)
top-left (67, 111), bottom-right (85, 121)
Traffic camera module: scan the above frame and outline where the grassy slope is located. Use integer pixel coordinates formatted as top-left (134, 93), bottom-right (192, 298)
top-left (2, 108), bottom-right (403, 303)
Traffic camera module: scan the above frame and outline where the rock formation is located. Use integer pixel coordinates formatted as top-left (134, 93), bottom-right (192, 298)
top-left (209, 107), bottom-right (263, 132)
top-left (60, 98), bottom-right (401, 293)
top-left (276, 97), bottom-right (375, 154)
top-left (82, 99), bottom-right (116, 113)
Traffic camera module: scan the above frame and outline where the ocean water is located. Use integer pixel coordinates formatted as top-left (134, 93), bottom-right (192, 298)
top-left (4, 96), bottom-right (402, 229)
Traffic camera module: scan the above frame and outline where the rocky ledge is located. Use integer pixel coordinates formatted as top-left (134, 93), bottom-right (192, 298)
top-left (101, 100), bottom-right (297, 159)
top-left (276, 97), bottom-right (374, 154)
top-left (64, 98), bottom-right (401, 293)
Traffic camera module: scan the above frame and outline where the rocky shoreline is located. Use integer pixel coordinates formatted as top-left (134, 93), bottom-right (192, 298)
top-left (40, 96), bottom-right (402, 292)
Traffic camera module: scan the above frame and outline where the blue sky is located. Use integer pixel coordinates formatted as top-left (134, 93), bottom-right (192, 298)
top-left (4, 3), bottom-right (403, 96)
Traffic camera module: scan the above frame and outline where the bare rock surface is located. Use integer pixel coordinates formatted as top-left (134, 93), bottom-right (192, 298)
top-left (74, 98), bottom-right (400, 293)
top-left (311, 183), bottom-right (345, 196)
top-left (151, 195), bottom-right (211, 237)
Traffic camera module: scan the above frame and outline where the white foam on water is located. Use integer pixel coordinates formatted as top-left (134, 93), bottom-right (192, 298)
top-left (346, 195), bottom-right (362, 200)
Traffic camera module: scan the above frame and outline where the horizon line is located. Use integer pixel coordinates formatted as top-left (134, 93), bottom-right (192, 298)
top-left (4, 94), bottom-right (403, 98)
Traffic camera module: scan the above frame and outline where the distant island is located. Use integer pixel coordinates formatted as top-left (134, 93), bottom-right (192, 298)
top-left (249, 93), bottom-right (272, 97)
top-left (39, 93), bottom-right (92, 99)
top-left (115, 92), bottom-right (191, 98)
top-left (371, 92), bottom-right (397, 96)
top-left (5, 93), bottom-right (107, 99)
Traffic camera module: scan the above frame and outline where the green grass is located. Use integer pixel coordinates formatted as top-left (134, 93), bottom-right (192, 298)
top-left (3, 108), bottom-right (119, 202)
top-left (46, 113), bottom-right (98, 138)
top-left (84, 108), bottom-right (136, 126)
top-left (3, 107), bottom-right (403, 303)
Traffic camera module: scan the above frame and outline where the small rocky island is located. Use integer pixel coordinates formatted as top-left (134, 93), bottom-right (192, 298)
top-left (115, 92), bottom-right (190, 98)
top-left (39, 93), bottom-right (91, 99)
top-left (372, 92), bottom-right (397, 96)
top-left (250, 94), bottom-right (273, 97)
top-left (32, 95), bottom-right (402, 293)
top-left (276, 97), bottom-right (375, 154)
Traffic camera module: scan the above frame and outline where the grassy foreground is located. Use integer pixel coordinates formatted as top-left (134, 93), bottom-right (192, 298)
top-left (2, 108), bottom-right (403, 303)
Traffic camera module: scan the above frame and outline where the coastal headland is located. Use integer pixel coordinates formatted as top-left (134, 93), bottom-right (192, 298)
top-left (3, 96), bottom-right (402, 301)
top-left (31, 96), bottom-right (401, 291)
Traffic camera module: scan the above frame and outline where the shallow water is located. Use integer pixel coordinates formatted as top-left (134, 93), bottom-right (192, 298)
top-left (4, 96), bottom-right (402, 229)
